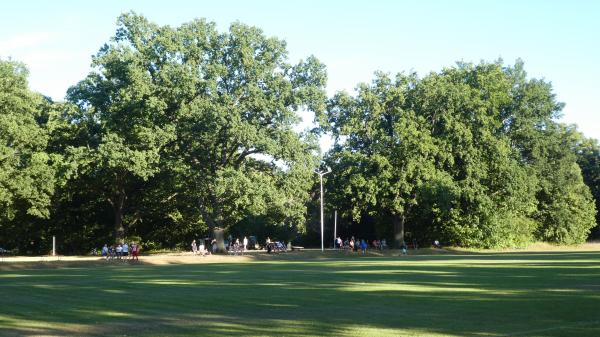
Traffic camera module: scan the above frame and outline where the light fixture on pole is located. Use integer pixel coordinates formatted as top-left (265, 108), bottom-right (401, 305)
top-left (315, 167), bottom-right (332, 252)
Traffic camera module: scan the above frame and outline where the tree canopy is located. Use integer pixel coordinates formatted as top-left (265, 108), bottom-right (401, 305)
top-left (64, 13), bottom-right (326, 248)
top-left (323, 61), bottom-right (596, 248)
top-left (0, 15), bottom-right (597, 253)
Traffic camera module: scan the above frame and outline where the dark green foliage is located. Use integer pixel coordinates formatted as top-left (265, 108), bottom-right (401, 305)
top-left (572, 132), bottom-right (600, 239)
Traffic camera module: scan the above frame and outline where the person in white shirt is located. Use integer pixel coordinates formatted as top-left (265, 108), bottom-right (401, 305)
top-left (122, 243), bottom-right (129, 259)
top-left (116, 244), bottom-right (123, 259)
top-left (243, 236), bottom-right (248, 252)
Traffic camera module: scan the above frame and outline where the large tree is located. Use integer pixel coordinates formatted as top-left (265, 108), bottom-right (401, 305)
top-left (67, 13), bottom-right (326, 247)
top-left (409, 62), bottom-right (538, 248)
top-left (324, 73), bottom-right (440, 247)
top-left (324, 61), bottom-right (589, 249)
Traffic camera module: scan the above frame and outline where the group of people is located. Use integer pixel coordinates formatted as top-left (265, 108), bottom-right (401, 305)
top-left (227, 236), bottom-right (249, 255)
top-left (265, 237), bottom-right (288, 253)
top-left (101, 242), bottom-right (140, 261)
top-left (335, 236), bottom-right (388, 254)
top-left (190, 236), bottom-right (293, 255)
top-left (191, 239), bottom-right (211, 256)
top-left (191, 236), bottom-right (251, 256)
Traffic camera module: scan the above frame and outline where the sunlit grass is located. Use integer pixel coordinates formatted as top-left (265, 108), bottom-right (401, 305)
top-left (1, 251), bottom-right (600, 336)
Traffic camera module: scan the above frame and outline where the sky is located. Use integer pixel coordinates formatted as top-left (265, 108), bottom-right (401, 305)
top-left (1, 0), bottom-right (599, 149)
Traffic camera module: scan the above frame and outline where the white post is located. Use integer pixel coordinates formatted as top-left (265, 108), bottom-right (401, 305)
top-left (334, 210), bottom-right (337, 248)
top-left (315, 168), bottom-right (331, 252)
top-left (52, 236), bottom-right (56, 256)
top-left (320, 174), bottom-right (324, 252)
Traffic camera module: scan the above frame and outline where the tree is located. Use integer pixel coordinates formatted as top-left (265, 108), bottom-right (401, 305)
top-left (66, 15), bottom-right (177, 243)
top-left (324, 62), bottom-right (547, 248)
top-left (502, 63), bottom-right (596, 244)
top-left (409, 62), bottom-right (538, 248)
top-left (0, 60), bottom-right (58, 250)
top-left (324, 73), bottom-right (440, 247)
top-left (67, 13), bottom-right (326, 247)
top-left (573, 135), bottom-right (600, 238)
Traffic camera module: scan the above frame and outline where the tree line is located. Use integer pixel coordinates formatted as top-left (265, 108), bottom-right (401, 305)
top-left (0, 13), bottom-right (598, 253)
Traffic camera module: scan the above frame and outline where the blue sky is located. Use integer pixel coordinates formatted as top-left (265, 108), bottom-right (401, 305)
top-left (1, 0), bottom-right (598, 146)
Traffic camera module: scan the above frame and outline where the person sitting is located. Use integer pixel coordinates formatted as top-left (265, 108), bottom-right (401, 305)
top-left (199, 241), bottom-right (206, 257)
top-left (108, 245), bottom-right (116, 260)
top-left (233, 239), bottom-right (240, 256)
top-left (433, 240), bottom-right (442, 249)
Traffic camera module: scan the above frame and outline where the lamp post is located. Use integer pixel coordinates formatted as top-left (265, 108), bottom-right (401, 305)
top-left (316, 167), bottom-right (332, 251)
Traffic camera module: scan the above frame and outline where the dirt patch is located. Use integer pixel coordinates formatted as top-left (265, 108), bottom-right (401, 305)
top-left (2, 242), bottom-right (599, 270)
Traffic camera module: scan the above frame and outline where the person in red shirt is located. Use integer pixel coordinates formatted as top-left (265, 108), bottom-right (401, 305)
top-left (131, 242), bottom-right (140, 261)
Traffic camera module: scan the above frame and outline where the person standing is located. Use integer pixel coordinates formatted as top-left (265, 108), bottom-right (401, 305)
top-left (191, 240), bottom-right (198, 255)
top-left (131, 242), bottom-right (140, 261)
top-left (211, 239), bottom-right (217, 254)
top-left (122, 242), bottom-right (129, 260)
top-left (360, 239), bottom-right (367, 255)
top-left (243, 236), bottom-right (248, 252)
top-left (116, 244), bottom-right (123, 259)
top-left (101, 244), bottom-right (108, 259)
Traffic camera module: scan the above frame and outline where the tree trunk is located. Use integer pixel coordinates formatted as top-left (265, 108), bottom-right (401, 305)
top-left (213, 227), bottom-right (226, 253)
top-left (393, 213), bottom-right (405, 248)
top-left (200, 198), bottom-right (227, 254)
top-left (113, 192), bottom-right (126, 244)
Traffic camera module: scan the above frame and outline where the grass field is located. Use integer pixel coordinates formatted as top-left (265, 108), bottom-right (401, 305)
top-left (1, 250), bottom-right (600, 336)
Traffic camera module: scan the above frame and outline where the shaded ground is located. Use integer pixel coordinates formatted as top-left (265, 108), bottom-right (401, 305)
top-left (1, 250), bottom-right (600, 336)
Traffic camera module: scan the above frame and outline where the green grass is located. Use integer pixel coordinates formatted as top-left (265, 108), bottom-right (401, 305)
top-left (2, 251), bottom-right (600, 336)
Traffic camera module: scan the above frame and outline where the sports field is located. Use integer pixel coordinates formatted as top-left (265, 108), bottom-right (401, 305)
top-left (1, 250), bottom-right (599, 336)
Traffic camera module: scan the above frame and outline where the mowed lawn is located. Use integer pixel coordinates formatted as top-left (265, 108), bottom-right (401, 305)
top-left (1, 251), bottom-right (600, 336)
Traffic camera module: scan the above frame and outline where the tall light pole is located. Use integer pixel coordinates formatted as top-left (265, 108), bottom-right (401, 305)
top-left (316, 167), bottom-right (332, 251)
top-left (334, 210), bottom-right (337, 249)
